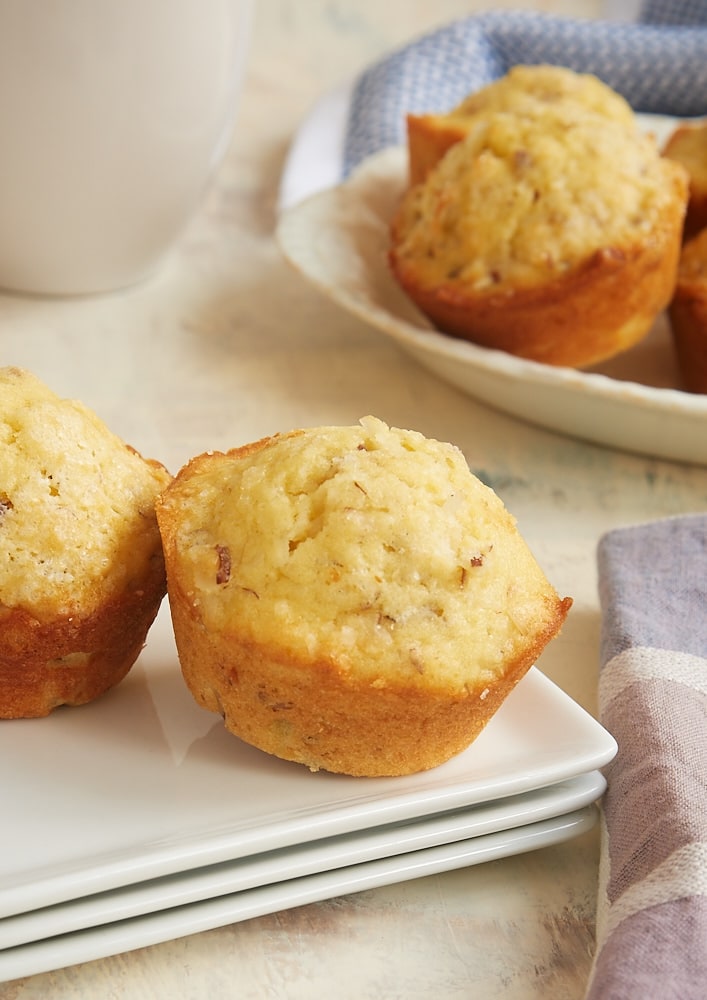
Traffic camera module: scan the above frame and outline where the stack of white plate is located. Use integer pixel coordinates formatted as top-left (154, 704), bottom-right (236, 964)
top-left (0, 607), bottom-right (616, 980)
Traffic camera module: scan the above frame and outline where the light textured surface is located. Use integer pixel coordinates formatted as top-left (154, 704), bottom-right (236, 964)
top-left (1, 1), bottom-right (706, 997)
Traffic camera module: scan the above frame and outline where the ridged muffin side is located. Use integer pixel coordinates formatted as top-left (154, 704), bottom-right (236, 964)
top-left (668, 227), bottom-right (707, 393)
top-left (663, 120), bottom-right (707, 241)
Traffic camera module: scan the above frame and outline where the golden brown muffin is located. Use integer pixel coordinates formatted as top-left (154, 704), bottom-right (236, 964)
top-left (156, 417), bottom-right (571, 777)
top-left (662, 120), bottom-right (707, 241)
top-left (390, 104), bottom-right (688, 368)
top-left (406, 64), bottom-right (636, 185)
top-left (668, 227), bottom-right (707, 393)
top-left (0, 367), bottom-right (171, 718)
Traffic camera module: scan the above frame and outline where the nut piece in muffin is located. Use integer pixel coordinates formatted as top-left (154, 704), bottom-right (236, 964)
top-left (0, 367), bottom-right (171, 718)
top-left (668, 227), bottom-right (707, 393)
top-left (663, 120), bottom-right (707, 241)
top-left (156, 417), bottom-right (571, 777)
top-left (390, 88), bottom-right (688, 369)
top-left (407, 64), bottom-right (636, 185)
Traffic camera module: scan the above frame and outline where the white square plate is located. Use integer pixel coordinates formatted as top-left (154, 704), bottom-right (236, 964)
top-left (0, 770), bottom-right (604, 950)
top-left (0, 805), bottom-right (598, 982)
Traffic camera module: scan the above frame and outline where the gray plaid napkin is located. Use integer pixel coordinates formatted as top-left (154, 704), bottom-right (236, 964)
top-left (344, 5), bottom-right (707, 175)
top-left (587, 515), bottom-right (707, 999)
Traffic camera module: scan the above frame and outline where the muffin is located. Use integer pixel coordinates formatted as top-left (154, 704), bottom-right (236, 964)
top-left (390, 101), bottom-right (688, 368)
top-left (0, 367), bottom-right (171, 718)
top-left (668, 227), bottom-right (707, 393)
top-left (663, 120), bottom-right (707, 241)
top-left (406, 64), bottom-right (636, 185)
top-left (156, 417), bottom-right (571, 777)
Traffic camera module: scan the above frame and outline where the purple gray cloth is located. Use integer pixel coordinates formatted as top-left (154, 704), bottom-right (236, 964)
top-left (586, 515), bottom-right (707, 999)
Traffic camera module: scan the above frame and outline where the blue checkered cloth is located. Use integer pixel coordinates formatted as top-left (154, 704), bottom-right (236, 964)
top-left (344, 5), bottom-right (707, 176)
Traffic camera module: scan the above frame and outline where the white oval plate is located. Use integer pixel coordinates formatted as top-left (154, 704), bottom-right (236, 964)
top-left (277, 141), bottom-right (707, 466)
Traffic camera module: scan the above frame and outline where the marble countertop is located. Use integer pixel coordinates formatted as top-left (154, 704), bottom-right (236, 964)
top-left (1, 2), bottom-right (705, 997)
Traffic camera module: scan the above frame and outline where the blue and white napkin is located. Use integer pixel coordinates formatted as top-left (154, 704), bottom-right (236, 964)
top-left (344, 6), bottom-right (707, 175)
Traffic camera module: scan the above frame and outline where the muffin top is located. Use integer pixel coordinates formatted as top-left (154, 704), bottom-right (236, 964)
top-left (158, 416), bottom-right (563, 693)
top-left (0, 367), bottom-right (170, 619)
top-left (392, 108), bottom-right (686, 294)
top-left (450, 64), bottom-right (635, 128)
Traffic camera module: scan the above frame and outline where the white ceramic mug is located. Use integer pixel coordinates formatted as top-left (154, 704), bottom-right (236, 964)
top-left (0, 0), bottom-right (251, 295)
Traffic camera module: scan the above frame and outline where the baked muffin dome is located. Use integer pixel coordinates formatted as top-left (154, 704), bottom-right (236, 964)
top-left (0, 367), bottom-right (170, 718)
top-left (391, 99), bottom-right (688, 368)
top-left (156, 417), bottom-right (571, 777)
top-left (407, 64), bottom-right (636, 185)
top-left (668, 227), bottom-right (707, 393)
